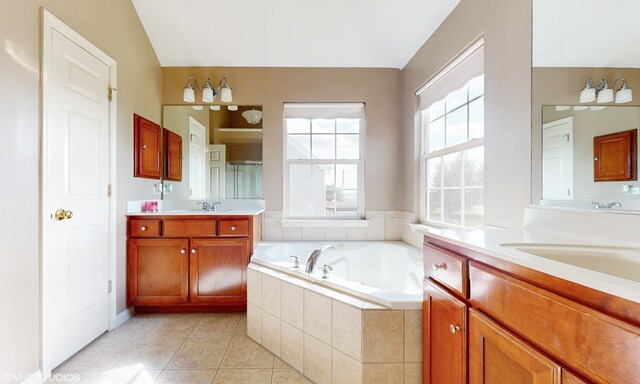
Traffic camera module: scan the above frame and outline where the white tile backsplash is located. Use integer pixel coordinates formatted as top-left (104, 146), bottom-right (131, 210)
top-left (347, 227), bottom-right (367, 240)
top-left (302, 227), bottom-right (326, 240)
top-left (325, 227), bottom-right (349, 240)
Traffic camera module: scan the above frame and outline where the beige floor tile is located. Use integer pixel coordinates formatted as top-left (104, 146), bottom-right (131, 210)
top-left (190, 314), bottom-right (241, 337)
top-left (220, 337), bottom-right (275, 368)
top-left (92, 367), bottom-right (161, 384)
top-left (82, 333), bottom-right (139, 355)
top-left (274, 358), bottom-right (290, 369)
top-left (167, 337), bottom-right (231, 369)
top-left (56, 350), bottom-right (123, 371)
top-left (272, 368), bottom-right (314, 384)
top-left (363, 363), bottom-right (403, 384)
top-left (46, 371), bottom-right (100, 383)
top-left (234, 314), bottom-right (248, 337)
top-left (107, 316), bottom-right (163, 339)
top-left (112, 337), bottom-right (185, 370)
top-left (155, 369), bottom-right (217, 384)
top-left (213, 368), bottom-right (273, 384)
top-left (145, 315), bottom-right (201, 338)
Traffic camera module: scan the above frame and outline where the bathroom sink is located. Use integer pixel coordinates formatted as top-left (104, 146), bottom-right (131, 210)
top-left (499, 243), bottom-right (640, 283)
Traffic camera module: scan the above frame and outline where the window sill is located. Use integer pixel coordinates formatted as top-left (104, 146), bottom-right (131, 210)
top-left (280, 219), bottom-right (370, 228)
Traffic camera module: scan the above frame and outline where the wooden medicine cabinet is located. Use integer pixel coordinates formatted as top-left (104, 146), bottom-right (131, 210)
top-left (593, 128), bottom-right (637, 181)
top-left (133, 114), bottom-right (162, 179)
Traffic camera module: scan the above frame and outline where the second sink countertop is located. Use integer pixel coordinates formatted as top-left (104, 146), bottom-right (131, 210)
top-left (126, 208), bottom-right (265, 217)
top-left (413, 224), bottom-right (640, 305)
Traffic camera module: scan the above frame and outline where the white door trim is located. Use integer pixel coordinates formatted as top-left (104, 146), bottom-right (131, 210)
top-left (41, 8), bottom-right (118, 374)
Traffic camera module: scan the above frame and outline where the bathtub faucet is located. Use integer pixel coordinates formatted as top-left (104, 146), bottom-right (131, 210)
top-left (305, 245), bottom-right (335, 274)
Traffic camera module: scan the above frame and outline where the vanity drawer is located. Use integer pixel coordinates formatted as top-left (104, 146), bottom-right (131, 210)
top-left (469, 261), bottom-right (640, 384)
top-left (219, 218), bottom-right (249, 237)
top-left (163, 219), bottom-right (217, 237)
top-left (130, 219), bottom-right (161, 237)
top-left (424, 243), bottom-right (469, 297)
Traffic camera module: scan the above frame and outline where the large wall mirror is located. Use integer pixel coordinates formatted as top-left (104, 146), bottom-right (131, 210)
top-left (532, 0), bottom-right (640, 211)
top-left (162, 105), bottom-right (263, 200)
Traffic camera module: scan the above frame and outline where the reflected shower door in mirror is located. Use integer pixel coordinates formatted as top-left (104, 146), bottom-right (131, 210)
top-left (162, 105), bottom-right (263, 199)
top-left (541, 106), bottom-right (639, 203)
top-left (532, 0), bottom-right (640, 211)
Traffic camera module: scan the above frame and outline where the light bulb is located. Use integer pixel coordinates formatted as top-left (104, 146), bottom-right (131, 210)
top-left (183, 84), bottom-right (195, 103)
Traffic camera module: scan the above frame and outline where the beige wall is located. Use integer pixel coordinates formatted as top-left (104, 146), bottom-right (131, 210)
top-left (532, 67), bottom-right (640, 202)
top-left (162, 67), bottom-right (402, 212)
top-left (0, 0), bottom-right (161, 376)
top-left (401, 0), bottom-right (532, 228)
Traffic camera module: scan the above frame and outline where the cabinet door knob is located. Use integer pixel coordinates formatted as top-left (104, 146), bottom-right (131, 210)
top-left (191, 249), bottom-right (196, 254)
top-left (432, 263), bottom-right (447, 271)
top-left (141, 226), bottom-right (147, 231)
top-left (181, 249), bottom-right (186, 254)
top-left (231, 226), bottom-right (236, 231)
top-left (449, 324), bottom-right (461, 334)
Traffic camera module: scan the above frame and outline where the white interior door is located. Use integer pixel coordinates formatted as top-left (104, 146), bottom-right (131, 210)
top-left (208, 144), bottom-right (226, 197)
top-left (42, 13), bottom-right (113, 372)
top-left (189, 116), bottom-right (206, 199)
top-left (542, 116), bottom-right (574, 199)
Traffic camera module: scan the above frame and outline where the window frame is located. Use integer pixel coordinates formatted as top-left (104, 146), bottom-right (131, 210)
top-left (419, 75), bottom-right (485, 229)
top-left (283, 106), bottom-right (366, 220)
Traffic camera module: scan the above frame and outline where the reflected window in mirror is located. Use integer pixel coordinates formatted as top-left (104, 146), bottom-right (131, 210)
top-left (283, 103), bottom-right (364, 219)
top-left (418, 41), bottom-right (485, 228)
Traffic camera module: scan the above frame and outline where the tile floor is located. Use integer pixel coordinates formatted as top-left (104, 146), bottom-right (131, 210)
top-left (50, 313), bottom-right (313, 384)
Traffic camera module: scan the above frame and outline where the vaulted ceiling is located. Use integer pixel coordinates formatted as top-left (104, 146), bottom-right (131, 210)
top-left (132, 0), bottom-right (461, 69)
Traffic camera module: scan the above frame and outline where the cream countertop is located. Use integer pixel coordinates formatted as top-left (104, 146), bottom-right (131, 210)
top-left (126, 209), bottom-right (265, 216)
top-left (412, 223), bottom-right (640, 305)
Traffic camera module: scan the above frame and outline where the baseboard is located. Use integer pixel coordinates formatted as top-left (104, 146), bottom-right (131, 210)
top-left (114, 306), bottom-right (135, 328)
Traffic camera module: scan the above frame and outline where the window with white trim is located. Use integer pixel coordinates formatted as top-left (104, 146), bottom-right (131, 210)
top-left (284, 103), bottom-right (364, 218)
top-left (419, 40), bottom-right (485, 228)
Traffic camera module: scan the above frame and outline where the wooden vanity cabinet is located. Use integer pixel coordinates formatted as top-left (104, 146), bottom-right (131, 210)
top-left (423, 235), bottom-right (640, 384)
top-left (127, 214), bottom-right (261, 312)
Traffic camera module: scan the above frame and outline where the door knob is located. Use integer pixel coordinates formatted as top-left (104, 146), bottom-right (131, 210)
top-left (55, 209), bottom-right (73, 221)
top-left (191, 249), bottom-right (196, 254)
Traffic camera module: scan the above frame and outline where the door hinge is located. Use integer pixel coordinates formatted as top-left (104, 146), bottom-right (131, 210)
top-left (107, 184), bottom-right (112, 197)
top-left (107, 280), bottom-right (112, 294)
top-left (108, 87), bottom-right (116, 102)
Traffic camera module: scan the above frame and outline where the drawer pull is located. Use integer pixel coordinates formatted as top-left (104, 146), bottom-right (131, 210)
top-left (140, 226), bottom-right (147, 231)
top-left (181, 249), bottom-right (186, 254)
top-left (191, 249), bottom-right (196, 254)
top-left (432, 262), bottom-right (447, 271)
top-left (449, 324), bottom-right (461, 334)
top-left (231, 226), bottom-right (237, 231)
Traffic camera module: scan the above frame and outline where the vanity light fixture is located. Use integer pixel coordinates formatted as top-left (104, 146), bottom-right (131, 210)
top-left (242, 109), bottom-right (263, 124)
top-left (227, 105), bottom-right (238, 111)
top-left (210, 105), bottom-right (221, 111)
top-left (579, 77), bottom-right (632, 104)
top-left (183, 76), bottom-right (233, 103)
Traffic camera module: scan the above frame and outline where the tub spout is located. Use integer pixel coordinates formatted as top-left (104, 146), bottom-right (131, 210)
top-left (305, 245), bottom-right (335, 274)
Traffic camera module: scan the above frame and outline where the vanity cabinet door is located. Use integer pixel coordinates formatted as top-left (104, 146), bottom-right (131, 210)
top-left (469, 309), bottom-right (561, 384)
top-left (424, 279), bottom-right (466, 384)
top-left (127, 238), bottom-right (189, 306)
top-left (189, 238), bottom-right (250, 305)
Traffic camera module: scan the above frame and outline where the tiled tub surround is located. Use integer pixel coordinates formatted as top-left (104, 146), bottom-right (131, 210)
top-left (247, 264), bottom-right (422, 384)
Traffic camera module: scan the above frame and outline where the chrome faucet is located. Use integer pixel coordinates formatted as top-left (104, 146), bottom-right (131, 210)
top-left (197, 201), bottom-right (221, 211)
top-left (305, 245), bottom-right (335, 274)
top-left (591, 202), bottom-right (622, 209)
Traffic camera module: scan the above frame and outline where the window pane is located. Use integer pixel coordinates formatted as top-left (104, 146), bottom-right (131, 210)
top-left (427, 190), bottom-right (441, 222)
top-left (468, 74), bottom-right (484, 100)
top-left (426, 157), bottom-right (441, 189)
top-left (289, 164), bottom-right (312, 190)
top-left (312, 119), bottom-right (335, 133)
top-left (428, 117), bottom-right (445, 152)
top-left (443, 189), bottom-right (461, 225)
top-left (464, 146), bottom-right (484, 187)
top-left (464, 188), bottom-right (484, 227)
top-left (446, 85), bottom-right (467, 112)
top-left (337, 119), bottom-right (359, 133)
top-left (469, 97), bottom-right (484, 139)
top-left (429, 100), bottom-right (445, 121)
top-left (287, 135), bottom-right (310, 159)
top-left (443, 152), bottom-right (462, 187)
top-left (336, 164), bottom-right (358, 189)
top-left (446, 106), bottom-right (467, 147)
top-left (336, 190), bottom-right (358, 216)
top-left (287, 118), bottom-right (310, 134)
top-left (336, 134), bottom-right (359, 159)
top-left (311, 135), bottom-right (335, 159)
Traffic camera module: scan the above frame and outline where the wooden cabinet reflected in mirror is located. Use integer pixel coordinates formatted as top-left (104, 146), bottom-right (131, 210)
top-left (164, 129), bottom-right (183, 181)
top-left (594, 129), bottom-right (637, 182)
top-left (133, 113), bottom-right (162, 179)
